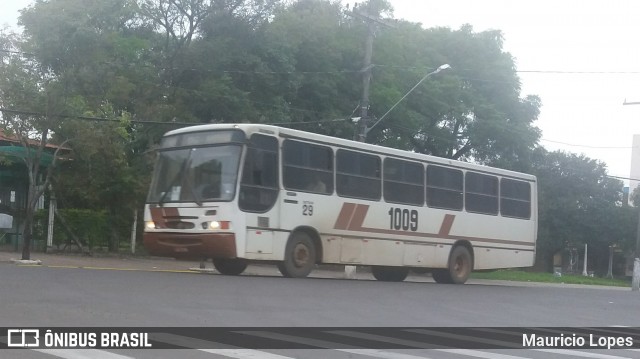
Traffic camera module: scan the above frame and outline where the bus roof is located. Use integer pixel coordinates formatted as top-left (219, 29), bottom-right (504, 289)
top-left (164, 123), bottom-right (536, 181)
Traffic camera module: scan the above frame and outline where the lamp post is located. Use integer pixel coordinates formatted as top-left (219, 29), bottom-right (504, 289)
top-left (361, 64), bottom-right (451, 141)
top-left (345, 64), bottom-right (451, 279)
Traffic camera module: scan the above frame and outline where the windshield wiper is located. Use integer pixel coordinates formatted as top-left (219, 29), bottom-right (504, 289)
top-left (185, 167), bottom-right (203, 207)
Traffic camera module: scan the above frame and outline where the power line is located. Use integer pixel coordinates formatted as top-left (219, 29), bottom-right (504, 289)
top-left (0, 108), bottom-right (200, 125)
top-left (518, 70), bottom-right (640, 75)
top-left (0, 107), bottom-right (347, 127)
top-left (608, 175), bottom-right (640, 182)
top-left (541, 138), bottom-right (635, 149)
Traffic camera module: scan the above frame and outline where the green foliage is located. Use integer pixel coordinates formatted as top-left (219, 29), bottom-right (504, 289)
top-left (370, 24), bottom-right (540, 166)
top-left (471, 270), bottom-right (630, 287)
top-left (530, 148), bottom-right (635, 272)
top-left (34, 209), bottom-right (111, 249)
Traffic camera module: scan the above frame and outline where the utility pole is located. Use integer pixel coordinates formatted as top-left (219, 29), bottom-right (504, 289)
top-left (46, 185), bottom-right (56, 252)
top-left (348, 3), bottom-right (391, 143)
top-left (623, 99), bottom-right (640, 291)
top-left (345, 3), bottom-right (390, 279)
top-left (582, 243), bottom-right (588, 276)
top-left (356, 20), bottom-right (374, 143)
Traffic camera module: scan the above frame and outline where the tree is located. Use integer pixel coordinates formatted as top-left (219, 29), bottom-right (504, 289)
top-left (530, 148), bottom-right (634, 272)
top-left (52, 108), bottom-right (150, 251)
top-left (367, 24), bottom-right (540, 169)
top-left (0, 32), bottom-right (71, 260)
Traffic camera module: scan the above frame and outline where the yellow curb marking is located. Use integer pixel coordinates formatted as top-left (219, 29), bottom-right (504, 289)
top-left (40, 265), bottom-right (199, 274)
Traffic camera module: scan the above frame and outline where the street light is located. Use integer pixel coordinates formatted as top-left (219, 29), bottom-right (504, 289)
top-left (364, 64), bottom-right (451, 138)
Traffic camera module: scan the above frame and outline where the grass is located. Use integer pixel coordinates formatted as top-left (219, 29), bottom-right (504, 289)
top-left (471, 269), bottom-right (630, 287)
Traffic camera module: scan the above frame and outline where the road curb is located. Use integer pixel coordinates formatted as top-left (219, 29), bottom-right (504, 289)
top-left (10, 258), bottom-right (43, 265)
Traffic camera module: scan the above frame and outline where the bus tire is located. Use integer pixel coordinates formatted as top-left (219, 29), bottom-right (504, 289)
top-left (277, 232), bottom-right (316, 278)
top-left (371, 266), bottom-right (409, 282)
top-left (431, 269), bottom-right (452, 284)
top-left (433, 246), bottom-right (473, 284)
top-left (448, 245), bottom-right (472, 284)
top-left (213, 258), bottom-right (248, 275)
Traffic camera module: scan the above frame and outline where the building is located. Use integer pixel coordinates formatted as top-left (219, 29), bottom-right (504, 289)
top-left (0, 129), bottom-right (60, 249)
top-left (629, 135), bottom-right (640, 205)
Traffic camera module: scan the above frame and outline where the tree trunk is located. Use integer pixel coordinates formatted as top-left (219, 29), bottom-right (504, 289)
top-left (21, 209), bottom-right (34, 260)
top-left (109, 226), bottom-right (119, 252)
top-left (533, 248), bottom-right (553, 272)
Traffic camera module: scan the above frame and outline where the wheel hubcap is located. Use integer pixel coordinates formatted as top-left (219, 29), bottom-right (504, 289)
top-left (454, 256), bottom-right (465, 276)
top-left (293, 243), bottom-right (309, 268)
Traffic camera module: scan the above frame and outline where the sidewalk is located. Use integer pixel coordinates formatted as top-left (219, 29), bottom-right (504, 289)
top-left (0, 250), bottom-right (630, 289)
top-left (0, 250), bottom-right (202, 271)
top-left (0, 250), bottom-right (371, 279)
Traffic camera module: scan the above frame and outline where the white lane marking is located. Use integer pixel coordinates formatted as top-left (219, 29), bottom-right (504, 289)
top-left (328, 330), bottom-right (443, 349)
top-left (198, 349), bottom-right (297, 359)
top-left (535, 349), bottom-right (632, 359)
top-left (235, 331), bottom-right (435, 359)
top-left (340, 349), bottom-right (433, 359)
top-left (33, 349), bottom-right (134, 359)
top-left (152, 333), bottom-right (237, 349)
top-left (406, 329), bottom-right (520, 349)
top-left (436, 349), bottom-right (531, 359)
top-left (234, 330), bottom-right (358, 349)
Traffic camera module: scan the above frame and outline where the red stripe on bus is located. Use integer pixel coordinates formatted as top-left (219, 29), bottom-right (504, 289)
top-left (149, 207), bottom-right (166, 228)
top-left (332, 204), bottom-right (534, 247)
top-left (438, 214), bottom-right (456, 237)
top-left (149, 207), bottom-right (180, 229)
top-left (348, 204), bottom-right (370, 231)
top-left (333, 203), bottom-right (357, 230)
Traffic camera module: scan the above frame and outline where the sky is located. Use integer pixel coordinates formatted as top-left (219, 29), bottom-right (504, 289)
top-left (1, 0), bottom-right (640, 183)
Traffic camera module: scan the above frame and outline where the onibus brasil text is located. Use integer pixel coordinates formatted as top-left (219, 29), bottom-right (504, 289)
top-left (7, 329), bottom-right (152, 348)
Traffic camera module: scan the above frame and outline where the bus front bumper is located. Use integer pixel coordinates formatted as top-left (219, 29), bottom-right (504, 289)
top-left (143, 232), bottom-right (237, 260)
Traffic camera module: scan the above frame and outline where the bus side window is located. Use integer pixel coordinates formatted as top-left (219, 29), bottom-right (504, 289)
top-left (500, 178), bottom-right (531, 219)
top-left (336, 149), bottom-right (381, 200)
top-left (239, 134), bottom-right (279, 212)
top-left (283, 140), bottom-right (334, 194)
top-left (426, 165), bottom-right (463, 211)
top-left (383, 158), bottom-right (424, 206)
top-left (465, 172), bottom-right (499, 215)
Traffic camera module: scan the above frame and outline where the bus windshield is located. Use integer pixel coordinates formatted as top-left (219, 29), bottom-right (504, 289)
top-left (147, 145), bottom-right (242, 204)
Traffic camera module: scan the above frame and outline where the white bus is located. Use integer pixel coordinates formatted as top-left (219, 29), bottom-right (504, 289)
top-left (143, 124), bottom-right (537, 284)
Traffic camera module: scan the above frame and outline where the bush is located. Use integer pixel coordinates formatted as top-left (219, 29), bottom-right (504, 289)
top-left (34, 208), bottom-right (110, 249)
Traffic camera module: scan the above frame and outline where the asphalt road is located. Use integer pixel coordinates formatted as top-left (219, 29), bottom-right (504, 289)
top-left (1, 262), bottom-right (639, 359)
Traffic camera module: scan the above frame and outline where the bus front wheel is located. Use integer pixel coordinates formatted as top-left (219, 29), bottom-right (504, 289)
top-left (372, 266), bottom-right (409, 282)
top-left (278, 232), bottom-right (317, 278)
top-left (213, 258), bottom-right (248, 275)
top-left (432, 246), bottom-right (473, 284)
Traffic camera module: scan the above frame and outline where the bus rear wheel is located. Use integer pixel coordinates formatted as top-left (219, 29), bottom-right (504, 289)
top-left (371, 266), bottom-right (409, 282)
top-left (213, 258), bottom-right (248, 275)
top-left (431, 269), bottom-right (452, 284)
top-left (278, 232), bottom-right (316, 278)
top-left (432, 246), bottom-right (473, 284)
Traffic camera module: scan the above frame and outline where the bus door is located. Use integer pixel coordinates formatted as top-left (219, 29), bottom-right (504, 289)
top-left (238, 134), bottom-right (280, 256)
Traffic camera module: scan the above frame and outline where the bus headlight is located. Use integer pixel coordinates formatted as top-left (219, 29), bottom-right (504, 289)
top-left (207, 221), bottom-right (230, 230)
top-left (145, 221), bottom-right (156, 230)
